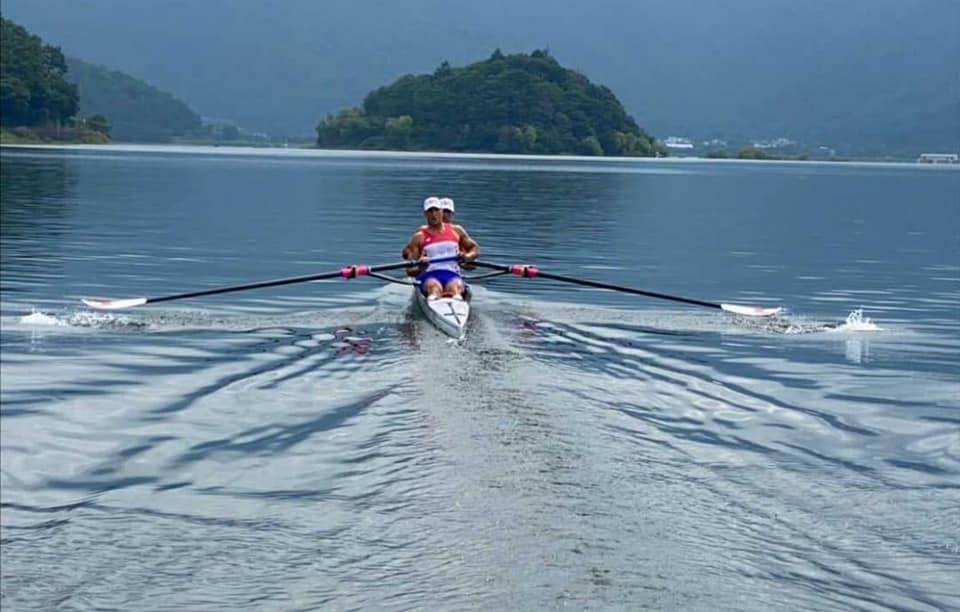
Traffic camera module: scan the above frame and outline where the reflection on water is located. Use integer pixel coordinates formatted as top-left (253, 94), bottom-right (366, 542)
top-left (1, 146), bottom-right (958, 610)
top-left (0, 154), bottom-right (77, 301)
top-left (845, 337), bottom-right (870, 364)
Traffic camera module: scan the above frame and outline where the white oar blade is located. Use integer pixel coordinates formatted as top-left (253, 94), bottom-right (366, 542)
top-left (81, 297), bottom-right (148, 310)
top-left (721, 303), bottom-right (783, 317)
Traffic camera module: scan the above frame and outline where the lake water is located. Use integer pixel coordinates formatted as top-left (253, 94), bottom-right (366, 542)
top-left (1, 145), bottom-right (958, 610)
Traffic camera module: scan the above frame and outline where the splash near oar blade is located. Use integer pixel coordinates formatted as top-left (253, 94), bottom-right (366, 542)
top-left (720, 303), bottom-right (783, 317)
top-left (82, 297), bottom-right (148, 310)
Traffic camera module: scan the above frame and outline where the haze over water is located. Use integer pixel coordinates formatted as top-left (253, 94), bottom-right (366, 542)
top-left (1, 146), bottom-right (958, 610)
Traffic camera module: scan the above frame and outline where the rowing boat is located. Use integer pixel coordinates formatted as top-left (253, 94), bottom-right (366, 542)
top-left (413, 288), bottom-right (470, 339)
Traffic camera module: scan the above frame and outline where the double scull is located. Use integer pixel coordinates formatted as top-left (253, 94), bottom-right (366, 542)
top-left (80, 255), bottom-right (782, 339)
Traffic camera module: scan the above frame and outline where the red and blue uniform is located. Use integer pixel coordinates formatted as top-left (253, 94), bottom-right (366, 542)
top-left (417, 224), bottom-right (461, 295)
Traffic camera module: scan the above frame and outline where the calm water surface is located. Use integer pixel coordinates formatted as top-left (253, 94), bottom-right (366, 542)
top-left (1, 145), bottom-right (958, 610)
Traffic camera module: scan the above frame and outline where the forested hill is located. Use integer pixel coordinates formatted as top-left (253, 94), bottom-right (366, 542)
top-left (0, 16), bottom-right (77, 127)
top-left (65, 57), bottom-right (202, 142)
top-left (317, 50), bottom-right (664, 157)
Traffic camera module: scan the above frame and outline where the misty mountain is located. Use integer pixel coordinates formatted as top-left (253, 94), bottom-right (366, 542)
top-left (65, 57), bottom-right (203, 142)
top-left (3, 0), bottom-right (957, 154)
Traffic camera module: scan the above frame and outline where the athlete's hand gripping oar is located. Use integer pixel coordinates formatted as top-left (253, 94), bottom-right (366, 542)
top-left (472, 261), bottom-right (782, 317)
top-left (80, 255), bottom-right (460, 310)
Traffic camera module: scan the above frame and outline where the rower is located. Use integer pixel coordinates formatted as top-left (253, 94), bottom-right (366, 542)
top-left (440, 197), bottom-right (477, 260)
top-left (402, 196), bottom-right (479, 299)
top-left (439, 196), bottom-right (478, 288)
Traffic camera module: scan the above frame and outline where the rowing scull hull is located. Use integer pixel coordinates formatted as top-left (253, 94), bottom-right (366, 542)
top-left (414, 288), bottom-right (470, 339)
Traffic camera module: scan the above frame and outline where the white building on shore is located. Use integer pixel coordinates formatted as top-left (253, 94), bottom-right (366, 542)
top-left (916, 153), bottom-right (959, 164)
top-left (663, 137), bottom-right (695, 150)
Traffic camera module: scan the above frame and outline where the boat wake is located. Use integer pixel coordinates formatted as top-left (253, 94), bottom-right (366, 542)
top-left (17, 309), bottom-right (150, 330)
top-left (11, 292), bottom-right (882, 343)
top-left (11, 303), bottom-right (382, 334)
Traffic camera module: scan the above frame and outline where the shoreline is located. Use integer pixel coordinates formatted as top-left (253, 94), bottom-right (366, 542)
top-left (2, 142), bottom-right (956, 169)
top-left (0, 129), bottom-right (109, 146)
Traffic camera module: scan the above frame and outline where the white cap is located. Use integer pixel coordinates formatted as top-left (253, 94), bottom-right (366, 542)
top-left (440, 197), bottom-right (455, 212)
top-left (423, 196), bottom-right (442, 211)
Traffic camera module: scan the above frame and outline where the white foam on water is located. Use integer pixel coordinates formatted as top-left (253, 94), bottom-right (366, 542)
top-left (67, 311), bottom-right (146, 328)
top-left (18, 311), bottom-right (68, 326)
top-left (15, 309), bottom-right (147, 330)
top-left (827, 308), bottom-right (882, 332)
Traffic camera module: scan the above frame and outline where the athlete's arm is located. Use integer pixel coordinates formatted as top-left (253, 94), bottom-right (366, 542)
top-left (402, 231), bottom-right (422, 260)
top-left (454, 224), bottom-right (473, 243)
top-left (402, 232), bottom-right (425, 276)
top-left (456, 226), bottom-right (479, 263)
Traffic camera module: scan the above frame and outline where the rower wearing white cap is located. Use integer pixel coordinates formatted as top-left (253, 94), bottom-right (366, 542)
top-left (441, 197), bottom-right (475, 237)
top-left (439, 197), bottom-right (456, 223)
top-left (402, 196), bottom-right (479, 299)
top-left (438, 197), bottom-right (477, 271)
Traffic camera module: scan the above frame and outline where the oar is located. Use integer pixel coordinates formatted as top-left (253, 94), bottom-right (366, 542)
top-left (472, 261), bottom-right (782, 317)
top-left (81, 255), bottom-right (458, 310)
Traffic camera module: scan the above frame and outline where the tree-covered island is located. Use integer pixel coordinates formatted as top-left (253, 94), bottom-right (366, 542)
top-left (317, 49), bottom-right (665, 157)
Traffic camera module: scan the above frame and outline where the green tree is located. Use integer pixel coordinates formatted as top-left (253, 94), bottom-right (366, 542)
top-left (578, 136), bottom-right (603, 156)
top-left (384, 115), bottom-right (413, 147)
top-left (221, 124), bottom-right (241, 140)
top-left (85, 114), bottom-right (110, 136)
top-left (519, 125), bottom-right (538, 151)
top-left (0, 17), bottom-right (78, 126)
top-left (316, 107), bottom-right (376, 147)
top-left (737, 146), bottom-right (771, 160)
top-left (0, 76), bottom-right (31, 121)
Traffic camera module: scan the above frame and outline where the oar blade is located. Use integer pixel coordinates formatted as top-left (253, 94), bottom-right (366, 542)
top-left (82, 297), bottom-right (148, 310)
top-left (721, 303), bottom-right (783, 317)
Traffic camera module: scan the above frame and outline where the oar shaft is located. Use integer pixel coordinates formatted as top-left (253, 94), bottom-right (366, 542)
top-left (536, 270), bottom-right (720, 309)
top-left (146, 256), bottom-right (460, 304)
top-left (472, 261), bottom-right (721, 310)
top-left (146, 267), bottom-right (375, 304)
top-left (86, 255), bottom-right (461, 309)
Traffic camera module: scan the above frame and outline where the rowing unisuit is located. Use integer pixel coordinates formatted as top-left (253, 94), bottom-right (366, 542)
top-left (419, 223), bottom-right (461, 274)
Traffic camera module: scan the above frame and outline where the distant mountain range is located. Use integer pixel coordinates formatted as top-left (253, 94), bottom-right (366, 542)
top-left (65, 57), bottom-right (203, 142)
top-left (3, 0), bottom-right (958, 155)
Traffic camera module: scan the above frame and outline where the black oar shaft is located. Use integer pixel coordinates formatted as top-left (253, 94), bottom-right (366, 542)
top-left (147, 269), bottom-right (359, 304)
top-left (536, 270), bottom-right (720, 309)
top-left (472, 261), bottom-right (721, 310)
top-left (145, 260), bottom-right (422, 305)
